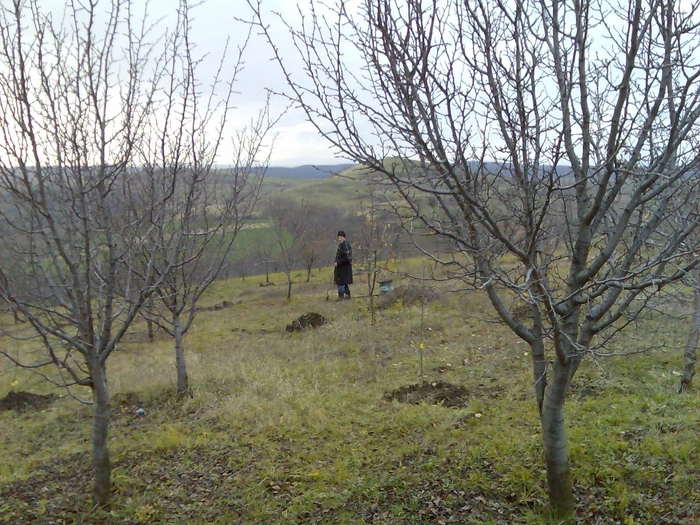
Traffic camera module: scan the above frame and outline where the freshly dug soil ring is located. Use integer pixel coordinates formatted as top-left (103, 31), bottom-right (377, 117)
top-left (285, 312), bottom-right (327, 332)
top-left (0, 391), bottom-right (56, 413)
top-left (385, 381), bottom-right (470, 408)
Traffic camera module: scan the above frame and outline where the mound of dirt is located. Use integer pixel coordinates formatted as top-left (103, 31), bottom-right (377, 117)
top-left (285, 312), bottom-right (327, 332)
top-left (377, 285), bottom-right (440, 309)
top-left (385, 381), bottom-right (469, 408)
top-left (112, 391), bottom-right (145, 412)
top-left (0, 391), bottom-right (56, 413)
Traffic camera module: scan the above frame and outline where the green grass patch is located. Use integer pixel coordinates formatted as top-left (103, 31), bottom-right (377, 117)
top-left (1, 268), bottom-right (699, 524)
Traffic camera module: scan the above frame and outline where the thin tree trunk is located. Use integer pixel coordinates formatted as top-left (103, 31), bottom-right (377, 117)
top-left (679, 276), bottom-right (700, 393)
top-left (541, 359), bottom-right (575, 517)
top-left (531, 341), bottom-right (547, 416)
top-left (368, 271), bottom-right (375, 325)
top-left (306, 265), bottom-right (312, 282)
top-left (173, 312), bottom-right (188, 396)
top-left (90, 357), bottom-right (111, 508)
top-left (146, 297), bottom-right (155, 342)
top-left (286, 273), bottom-right (292, 300)
top-left (147, 318), bottom-right (155, 342)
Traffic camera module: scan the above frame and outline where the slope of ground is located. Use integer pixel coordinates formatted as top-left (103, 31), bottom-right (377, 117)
top-left (263, 164), bottom-right (355, 179)
top-left (1, 267), bottom-right (699, 524)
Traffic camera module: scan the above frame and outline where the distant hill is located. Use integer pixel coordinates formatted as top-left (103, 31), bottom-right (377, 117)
top-left (262, 164), bottom-right (356, 179)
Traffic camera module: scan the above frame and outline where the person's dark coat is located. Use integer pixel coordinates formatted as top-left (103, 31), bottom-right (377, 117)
top-left (334, 240), bottom-right (353, 285)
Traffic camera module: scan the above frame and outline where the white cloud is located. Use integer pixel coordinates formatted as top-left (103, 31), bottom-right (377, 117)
top-left (266, 121), bottom-right (346, 166)
top-left (29, 0), bottom-right (344, 168)
top-left (179, 0), bottom-right (356, 166)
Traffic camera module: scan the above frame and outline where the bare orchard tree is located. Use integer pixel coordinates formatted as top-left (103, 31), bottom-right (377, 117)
top-left (253, 232), bottom-right (278, 284)
top-left (266, 196), bottom-right (313, 299)
top-left (134, 8), bottom-right (274, 397)
top-left (251, 0), bottom-right (700, 515)
top-left (679, 265), bottom-right (700, 392)
top-left (296, 202), bottom-right (342, 282)
top-left (356, 182), bottom-right (399, 324)
top-left (143, 162), bottom-right (271, 398)
top-left (0, 0), bottom-right (242, 508)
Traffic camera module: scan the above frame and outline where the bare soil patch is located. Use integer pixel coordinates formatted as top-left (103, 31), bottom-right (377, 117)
top-left (385, 381), bottom-right (470, 408)
top-left (285, 312), bottom-right (327, 332)
top-left (112, 391), bottom-right (146, 412)
top-left (0, 391), bottom-right (56, 413)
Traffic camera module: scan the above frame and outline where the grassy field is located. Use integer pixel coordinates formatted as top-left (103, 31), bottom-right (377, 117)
top-left (259, 166), bottom-right (369, 206)
top-left (1, 264), bottom-right (699, 524)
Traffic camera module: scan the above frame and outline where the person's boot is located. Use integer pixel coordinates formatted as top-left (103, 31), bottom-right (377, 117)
top-left (337, 292), bottom-right (345, 302)
top-left (344, 290), bottom-right (351, 300)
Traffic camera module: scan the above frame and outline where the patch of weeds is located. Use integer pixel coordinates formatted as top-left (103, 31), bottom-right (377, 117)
top-left (569, 377), bottom-right (606, 399)
top-left (152, 424), bottom-right (189, 451)
top-left (361, 340), bottom-right (393, 357)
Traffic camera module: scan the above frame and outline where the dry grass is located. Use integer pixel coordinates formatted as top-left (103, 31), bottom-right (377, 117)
top-left (1, 266), bottom-right (699, 524)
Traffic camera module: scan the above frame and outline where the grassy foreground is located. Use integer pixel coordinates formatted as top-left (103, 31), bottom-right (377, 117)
top-left (1, 267), bottom-right (699, 524)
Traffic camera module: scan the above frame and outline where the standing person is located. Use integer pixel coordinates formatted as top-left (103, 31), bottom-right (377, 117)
top-left (334, 230), bottom-right (353, 300)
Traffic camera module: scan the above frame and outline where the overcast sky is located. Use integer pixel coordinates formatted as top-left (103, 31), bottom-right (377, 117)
top-left (20, 0), bottom-right (353, 167)
top-left (160, 0), bottom-right (346, 167)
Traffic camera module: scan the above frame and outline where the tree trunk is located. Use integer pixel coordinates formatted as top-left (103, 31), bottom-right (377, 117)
top-left (530, 308), bottom-right (547, 415)
top-left (540, 359), bottom-right (575, 517)
top-left (173, 312), bottom-right (188, 396)
top-left (147, 318), bottom-right (155, 342)
top-left (286, 274), bottom-right (293, 300)
top-left (146, 297), bottom-right (155, 342)
top-left (530, 338), bottom-right (547, 415)
top-left (368, 271), bottom-right (376, 325)
top-left (680, 275), bottom-right (700, 393)
top-left (306, 265), bottom-right (312, 282)
top-left (90, 358), bottom-right (111, 508)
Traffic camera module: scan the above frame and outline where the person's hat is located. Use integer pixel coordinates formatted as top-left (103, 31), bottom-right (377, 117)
top-left (337, 230), bottom-right (346, 237)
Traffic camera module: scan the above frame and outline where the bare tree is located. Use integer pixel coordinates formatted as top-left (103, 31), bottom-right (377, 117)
top-left (251, 0), bottom-right (700, 515)
top-left (140, 151), bottom-right (271, 398)
top-left (253, 232), bottom-right (278, 284)
top-left (679, 266), bottom-right (700, 392)
top-left (133, 6), bottom-right (274, 397)
top-left (296, 203), bottom-right (338, 282)
top-left (266, 196), bottom-right (312, 299)
top-left (356, 183), bottom-right (398, 324)
top-left (0, 0), bottom-right (251, 508)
